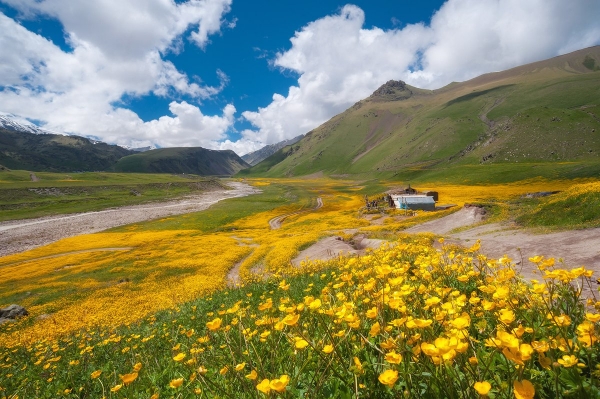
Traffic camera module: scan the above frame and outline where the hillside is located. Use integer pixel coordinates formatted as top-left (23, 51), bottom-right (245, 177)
top-left (113, 147), bottom-right (250, 175)
top-left (241, 135), bottom-right (304, 166)
top-left (0, 128), bottom-right (133, 172)
top-left (241, 46), bottom-right (600, 181)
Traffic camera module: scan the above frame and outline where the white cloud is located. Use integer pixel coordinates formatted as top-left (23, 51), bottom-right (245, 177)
top-left (2, 0), bottom-right (232, 56)
top-left (1, 0), bottom-right (599, 156)
top-left (239, 0), bottom-right (600, 149)
top-left (0, 0), bottom-right (235, 148)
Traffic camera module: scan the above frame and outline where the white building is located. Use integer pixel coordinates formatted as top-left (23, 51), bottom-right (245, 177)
top-left (390, 194), bottom-right (435, 211)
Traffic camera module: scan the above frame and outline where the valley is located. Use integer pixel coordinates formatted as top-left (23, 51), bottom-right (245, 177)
top-left (2, 47), bottom-right (600, 398)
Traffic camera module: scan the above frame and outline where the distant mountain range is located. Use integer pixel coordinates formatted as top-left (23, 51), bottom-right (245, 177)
top-left (240, 46), bottom-right (600, 180)
top-left (0, 127), bottom-right (134, 172)
top-left (242, 135), bottom-right (304, 166)
top-left (113, 147), bottom-right (249, 176)
top-left (0, 115), bottom-right (249, 175)
top-left (0, 114), bottom-right (59, 136)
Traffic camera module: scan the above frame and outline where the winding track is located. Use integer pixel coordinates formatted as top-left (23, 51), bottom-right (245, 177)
top-left (268, 197), bottom-right (323, 229)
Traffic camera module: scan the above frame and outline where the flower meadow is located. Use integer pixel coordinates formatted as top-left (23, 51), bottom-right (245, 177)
top-left (2, 234), bottom-right (599, 398)
top-left (1, 178), bottom-right (599, 398)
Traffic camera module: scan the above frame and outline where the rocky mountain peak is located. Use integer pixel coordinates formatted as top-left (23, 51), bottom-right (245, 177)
top-left (369, 80), bottom-right (412, 102)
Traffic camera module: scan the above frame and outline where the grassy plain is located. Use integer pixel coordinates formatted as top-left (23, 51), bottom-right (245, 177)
top-left (0, 171), bottom-right (223, 221)
top-left (1, 175), bottom-right (600, 398)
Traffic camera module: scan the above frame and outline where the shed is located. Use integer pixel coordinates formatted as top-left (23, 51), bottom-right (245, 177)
top-left (390, 194), bottom-right (435, 211)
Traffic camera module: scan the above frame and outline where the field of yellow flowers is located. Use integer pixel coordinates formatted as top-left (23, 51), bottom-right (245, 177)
top-left (1, 177), bottom-right (599, 398)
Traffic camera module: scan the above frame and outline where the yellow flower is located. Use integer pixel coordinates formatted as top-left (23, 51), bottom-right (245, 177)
top-left (366, 307), bottom-right (378, 318)
top-left (295, 338), bottom-right (309, 349)
top-left (230, 362), bottom-right (243, 372)
top-left (406, 318), bottom-right (432, 328)
top-left (169, 378), bottom-right (184, 388)
top-left (282, 313), bottom-right (300, 326)
top-left (120, 372), bottom-right (138, 385)
top-left (498, 309), bottom-right (516, 324)
top-left (531, 340), bottom-right (549, 353)
top-left (369, 322), bottom-right (381, 337)
top-left (474, 381), bottom-right (491, 396)
top-left (378, 369), bottom-right (398, 387)
top-left (219, 366), bottom-right (229, 375)
top-left (352, 357), bottom-right (364, 374)
top-left (90, 370), bottom-right (102, 379)
top-left (246, 369), bottom-right (258, 380)
top-left (206, 318), bottom-right (223, 331)
top-left (322, 344), bottom-right (334, 354)
top-left (586, 313), bottom-right (600, 323)
top-left (173, 353), bottom-right (186, 362)
top-left (450, 313), bottom-right (471, 329)
top-left (110, 384), bottom-right (122, 392)
top-left (557, 354), bottom-right (578, 367)
top-left (384, 351), bottom-right (403, 364)
top-left (538, 353), bottom-right (552, 370)
top-left (256, 379), bottom-right (271, 394)
top-left (150, 394), bottom-right (159, 399)
top-left (197, 366), bottom-right (208, 375)
top-left (269, 375), bottom-right (289, 392)
top-left (309, 299), bottom-right (322, 310)
top-left (513, 380), bottom-right (535, 399)
top-left (133, 362), bottom-right (142, 372)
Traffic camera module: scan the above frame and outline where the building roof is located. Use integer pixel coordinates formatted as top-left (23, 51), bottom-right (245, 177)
top-left (391, 195), bottom-right (435, 204)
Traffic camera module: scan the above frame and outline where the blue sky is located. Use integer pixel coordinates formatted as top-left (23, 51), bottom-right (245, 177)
top-left (0, 0), bottom-right (599, 154)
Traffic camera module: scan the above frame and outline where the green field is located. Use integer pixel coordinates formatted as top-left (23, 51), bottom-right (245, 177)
top-left (0, 170), bottom-right (224, 221)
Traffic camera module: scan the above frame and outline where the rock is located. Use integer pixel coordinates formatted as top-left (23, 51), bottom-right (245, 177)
top-left (0, 304), bottom-right (29, 320)
top-left (0, 318), bottom-right (15, 325)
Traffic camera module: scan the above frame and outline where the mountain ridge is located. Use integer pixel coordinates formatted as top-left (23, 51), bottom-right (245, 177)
top-left (241, 135), bottom-right (304, 166)
top-left (239, 46), bottom-right (600, 181)
top-left (113, 147), bottom-right (250, 176)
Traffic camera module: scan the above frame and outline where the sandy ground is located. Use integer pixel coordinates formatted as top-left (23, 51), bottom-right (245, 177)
top-left (402, 206), bottom-right (600, 298)
top-left (404, 205), bottom-right (487, 235)
top-left (0, 181), bottom-right (260, 257)
top-left (292, 204), bottom-right (600, 296)
top-left (291, 235), bottom-right (385, 266)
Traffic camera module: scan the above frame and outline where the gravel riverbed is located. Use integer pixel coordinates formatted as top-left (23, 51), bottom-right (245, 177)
top-left (0, 181), bottom-right (260, 257)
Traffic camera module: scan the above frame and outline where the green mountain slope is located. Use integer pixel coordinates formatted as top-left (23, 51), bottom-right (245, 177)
top-left (113, 147), bottom-right (250, 176)
top-left (241, 46), bottom-right (600, 181)
top-left (0, 129), bottom-right (133, 172)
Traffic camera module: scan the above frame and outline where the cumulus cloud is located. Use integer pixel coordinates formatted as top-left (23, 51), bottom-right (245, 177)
top-left (240, 0), bottom-right (600, 147)
top-left (1, 0), bottom-right (599, 155)
top-left (0, 0), bottom-right (235, 148)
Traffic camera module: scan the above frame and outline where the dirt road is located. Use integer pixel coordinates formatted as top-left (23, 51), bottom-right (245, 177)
top-left (269, 197), bottom-right (323, 229)
top-left (0, 181), bottom-right (260, 257)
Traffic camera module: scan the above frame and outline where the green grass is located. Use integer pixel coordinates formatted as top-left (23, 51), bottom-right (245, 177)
top-left (0, 170), bottom-right (223, 221)
top-left (516, 189), bottom-right (600, 229)
top-left (387, 161), bottom-right (600, 185)
top-left (109, 182), bottom-right (313, 233)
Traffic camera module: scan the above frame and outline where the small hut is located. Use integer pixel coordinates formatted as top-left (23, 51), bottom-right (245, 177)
top-left (390, 194), bottom-right (435, 211)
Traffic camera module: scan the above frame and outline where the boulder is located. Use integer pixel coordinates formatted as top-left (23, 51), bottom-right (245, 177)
top-left (0, 304), bottom-right (29, 320)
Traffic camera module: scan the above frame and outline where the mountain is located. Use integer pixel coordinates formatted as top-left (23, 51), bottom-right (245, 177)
top-left (241, 135), bottom-right (304, 166)
top-left (112, 147), bottom-right (250, 176)
top-left (240, 46), bottom-right (600, 181)
top-left (0, 114), bottom-right (59, 135)
top-left (0, 127), bottom-right (134, 172)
